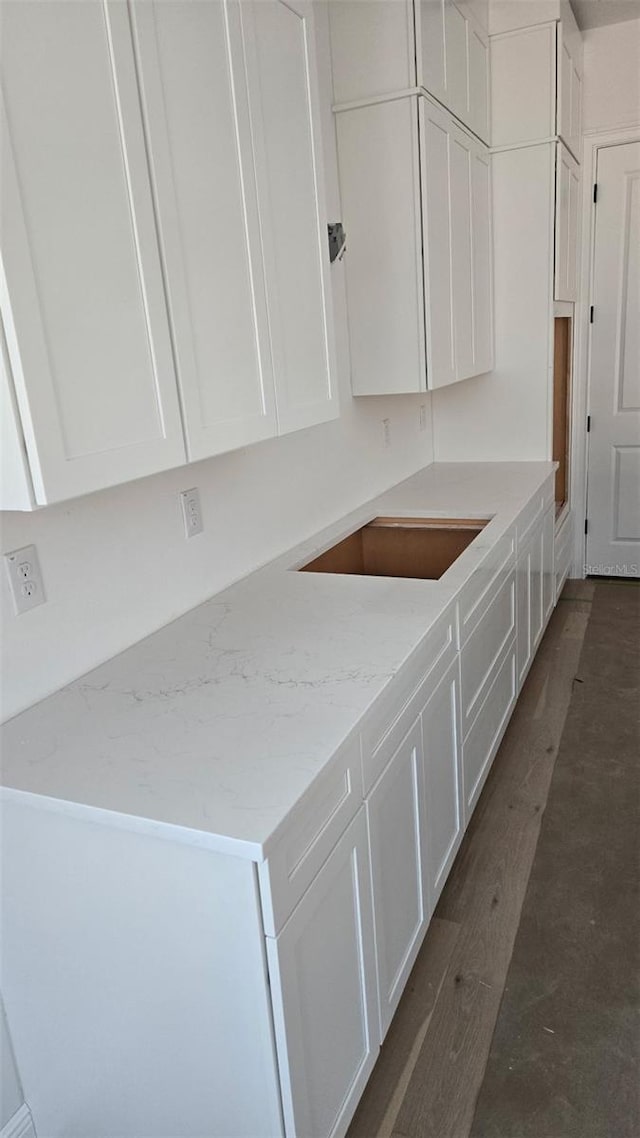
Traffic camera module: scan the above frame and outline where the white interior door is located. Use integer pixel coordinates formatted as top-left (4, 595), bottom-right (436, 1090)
top-left (586, 141), bottom-right (640, 578)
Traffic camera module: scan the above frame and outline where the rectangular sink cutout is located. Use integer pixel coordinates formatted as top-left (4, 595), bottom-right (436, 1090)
top-left (300, 517), bottom-right (490, 581)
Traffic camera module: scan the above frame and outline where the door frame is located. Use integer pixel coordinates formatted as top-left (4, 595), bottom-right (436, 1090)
top-left (571, 123), bottom-right (640, 578)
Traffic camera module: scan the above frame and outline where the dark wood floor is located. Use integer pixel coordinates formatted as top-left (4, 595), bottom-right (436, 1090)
top-left (347, 580), bottom-right (596, 1138)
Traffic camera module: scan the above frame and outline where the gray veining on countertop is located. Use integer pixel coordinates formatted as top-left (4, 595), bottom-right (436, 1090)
top-left (0, 462), bottom-right (556, 859)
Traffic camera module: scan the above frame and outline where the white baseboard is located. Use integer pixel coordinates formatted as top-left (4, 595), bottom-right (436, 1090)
top-left (1, 1104), bottom-right (36, 1138)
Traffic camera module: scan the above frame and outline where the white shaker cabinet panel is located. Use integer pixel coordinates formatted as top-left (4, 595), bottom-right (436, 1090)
top-left (420, 97), bottom-right (457, 390)
top-left (557, 21), bottom-right (582, 162)
top-left (0, 0), bottom-right (186, 505)
top-left (467, 20), bottom-right (490, 144)
top-left (555, 142), bottom-right (580, 302)
top-left (471, 145), bottom-right (494, 375)
top-left (445, 1), bottom-right (470, 123)
top-left (422, 660), bottom-right (463, 908)
top-left (367, 719), bottom-right (429, 1040)
top-left (336, 98), bottom-right (426, 395)
top-left (450, 128), bottom-right (475, 381)
top-left (241, 0), bottom-right (338, 435)
top-left (416, 1), bottom-right (489, 144)
top-left (266, 808), bottom-right (379, 1138)
top-left (542, 505), bottom-right (555, 625)
top-left (416, 0), bottom-right (448, 106)
top-left (130, 0), bottom-right (277, 461)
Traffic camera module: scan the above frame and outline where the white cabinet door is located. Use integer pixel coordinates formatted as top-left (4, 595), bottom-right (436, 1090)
top-left (367, 719), bottom-right (429, 1040)
top-left (130, 0), bottom-right (277, 462)
top-left (542, 505), bottom-right (555, 625)
top-left (490, 23), bottom-right (556, 149)
top-left (421, 97), bottom-right (492, 387)
top-left (467, 20), bottom-right (490, 144)
top-left (417, 1), bottom-right (489, 144)
top-left (422, 660), bottom-right (463, 908)
top-left (530, 520), bottom-right (544, 652)
top-left (266, 808), bottom-right (379, 1138)
top-left (471, 143), bottom-right (494, 375)
top-left (0, 0), bottom-right (186, 506)
top-left (445, 1), bottom-right (469, 124)
top-left (241, 0), bottom-right (338, 435)
top-left (555, 142), bottom-right (580, 301)
top-left (516, 533), bottom-right (534, 689)
top-left (336, 98), bottom-right (426, 395)
top-left (416, 0), bottom-right (447, 106)
top-left (420, 97), bottom-right (457, 390)
top-left (450, 125), bottom-right (475, 381)
top-left (557, 22), bottom-right (582, 162)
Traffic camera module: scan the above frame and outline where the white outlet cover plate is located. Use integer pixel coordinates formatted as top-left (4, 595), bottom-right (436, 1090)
top-left (180, 488), bottom-right (203, 538)
top-left (4, 544), bottom-right (46, 614)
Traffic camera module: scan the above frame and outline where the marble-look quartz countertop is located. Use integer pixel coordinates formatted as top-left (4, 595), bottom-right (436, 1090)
top-left (0, 462), bottom-right (555, 860)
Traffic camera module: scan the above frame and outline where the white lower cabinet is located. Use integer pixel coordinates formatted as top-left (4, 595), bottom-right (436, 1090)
top-left (554, 510), bottom-right (573, 599)
top-left (542, 505), bottom-right (556, 623)
top-left (265, 808), bottom-right (379, 1138)
top-left (516, 501), bottom-right (555, 688)
top-left (367, 719), bottom-right (429, 1040)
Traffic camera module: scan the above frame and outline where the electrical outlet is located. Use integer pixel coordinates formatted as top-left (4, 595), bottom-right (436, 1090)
top-left (419, 403), bottom-right (428, 432)
top-left (180, 488), bottom-right (203, 538)
top-left (4, 544), bottom-right (46, 614)
top-left (382, 418), bottom-right (392, 448)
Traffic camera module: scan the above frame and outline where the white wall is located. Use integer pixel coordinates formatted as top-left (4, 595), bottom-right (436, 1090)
top-left (0, 1003), bottom-right (23, 1129)
top-left (0, 2), bottom-right (433, 722)
top-left (582, 18), bottom-right (640, 134)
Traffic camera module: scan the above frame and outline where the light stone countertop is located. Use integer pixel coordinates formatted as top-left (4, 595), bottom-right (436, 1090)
top-left (0, 462), bottom-right (556, 860)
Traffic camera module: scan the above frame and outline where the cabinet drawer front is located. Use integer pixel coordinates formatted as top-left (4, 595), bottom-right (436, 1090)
top-left (266, 808), bottom-right (379, 1138)
top-left (461, 570), bottom-right (516, 733)
top-left (462, 641), bottom-right (516, 820)
top-left (517, 478), bottom-right (555, 549)
top-left (458, 530), bottom-right (516, 647)
top-left (259, 735), bottom-right (362, 936)
top-left (362, 607), bottom-right (457, 794)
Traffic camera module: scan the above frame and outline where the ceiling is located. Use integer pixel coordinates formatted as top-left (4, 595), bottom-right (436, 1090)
top-left (570, 0), bottom-right (640, 29)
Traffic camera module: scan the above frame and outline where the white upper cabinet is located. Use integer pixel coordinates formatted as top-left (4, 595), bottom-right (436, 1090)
top-left (329, 0), bottom-right (490, 144)
top-left (241, 0), bottom-right (338, 436)
top-left (336, 91), bottom-right (493, 395)
top-left (555, 143), bottom-right (580, 302)
top-left (130, 0), bottom-right (278, 461)
top-left (557, 22), bottom-right (582, 162)
top-left (490, 15), bottom-right (582, 160)
top-left (1, 0), bottom-right (337, 509)
top-left (0, 0), bottom-right (186, 505)
top-left (418, 0), bottom-right (491, 145)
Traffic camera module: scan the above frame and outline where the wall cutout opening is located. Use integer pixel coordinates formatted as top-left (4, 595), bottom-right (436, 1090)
top-left (553, 317), bottom-right (572, 516)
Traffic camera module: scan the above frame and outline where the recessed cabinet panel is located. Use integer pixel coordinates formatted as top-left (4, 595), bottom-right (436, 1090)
top-left (328, 0), bottom-right (415, 106)
top-left (555, 142), bottom-right (580, 301)
top-left (420, 98), bottom-right (457, 389)
top-left (267, 809), bottom-right (379, 1138)
top-left (445, 1), bottom-right (469, 123)
top-left (242, 0), bottom-right (338, 434)
top-left (367, 720), bottom-right (428, 1039)
top-left (417, 0), bottom-right (447, 105)
top-left (471, 147), bottom-right (494, 374)
top-left (422, 662), bottom-right (462, 907)
top-left (450, 131), bottom-right (475, 380)
top-left (131, 0), bottom-right (277, 460)
top-left (0, 0), bottom-right (186, 503)
top-left (468, 22), bottom-right (490, 143)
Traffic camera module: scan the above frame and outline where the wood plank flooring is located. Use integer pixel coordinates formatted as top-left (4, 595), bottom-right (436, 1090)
top-left (347, 581), bottom-right (595, 1138)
